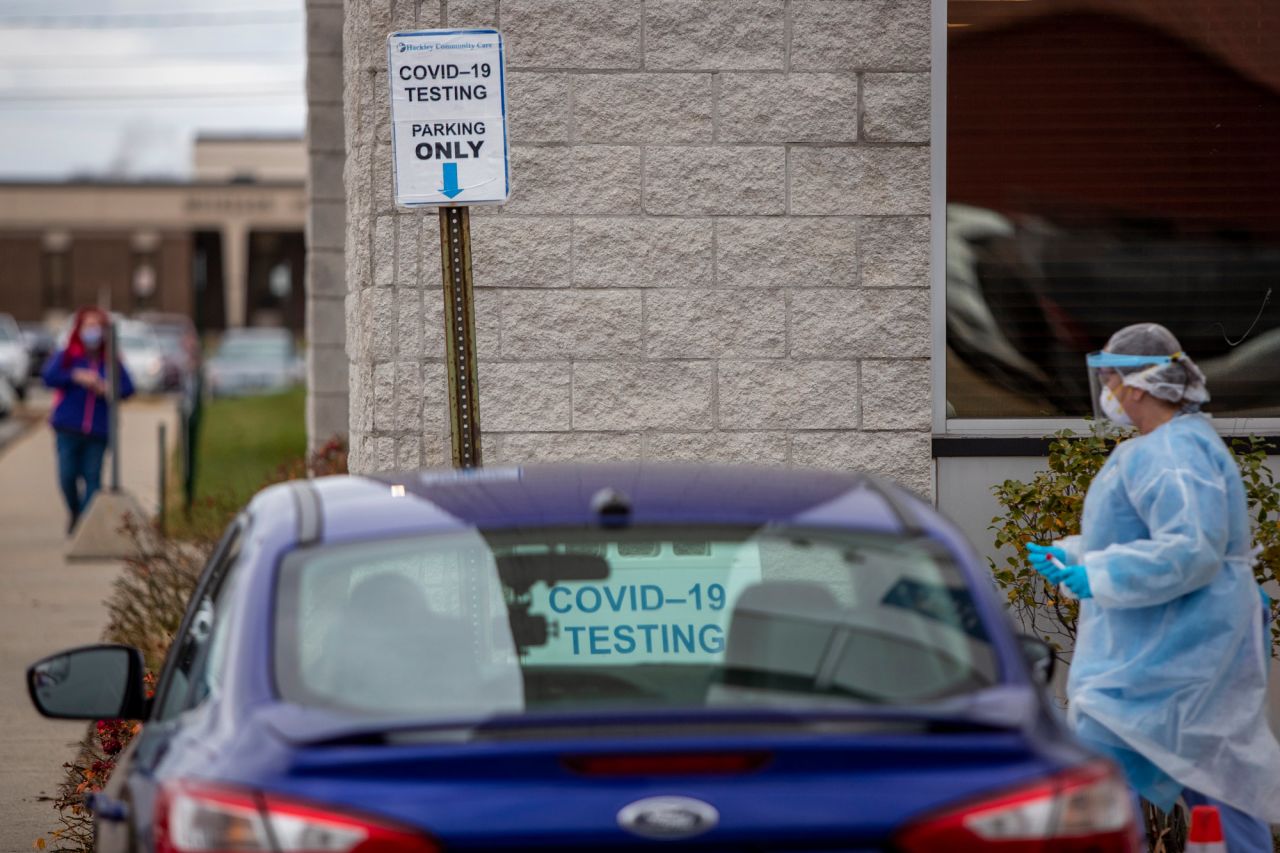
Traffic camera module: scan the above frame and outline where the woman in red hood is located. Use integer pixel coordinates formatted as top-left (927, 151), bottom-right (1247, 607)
top-left (41, 308), bottom-right (134, 533)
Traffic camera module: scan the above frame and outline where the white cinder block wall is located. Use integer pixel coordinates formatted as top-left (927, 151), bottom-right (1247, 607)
top-left (340, 0), bottom-right (934, 494)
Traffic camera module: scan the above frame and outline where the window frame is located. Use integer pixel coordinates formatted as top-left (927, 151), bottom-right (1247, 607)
top-left (149, 517), bottom-right (245, 721)
top-left (929, 0), bottom-right (1280, 439)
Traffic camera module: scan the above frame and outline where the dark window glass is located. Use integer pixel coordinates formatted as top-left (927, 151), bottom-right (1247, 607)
top-left (153, 524), bottom-right (242, 720)
top-left (274, 527), bottom-right (998, 720)
top-left (947, 1), bottom-right (1280, 418)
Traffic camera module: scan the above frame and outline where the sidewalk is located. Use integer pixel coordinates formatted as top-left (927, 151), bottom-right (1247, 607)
top-left (0, 396), bottom-right (178, 851)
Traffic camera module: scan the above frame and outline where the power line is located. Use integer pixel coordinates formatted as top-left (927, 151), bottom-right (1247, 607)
top-left (0, 100), bottom-right (304, 111)
top-left (0, 86), bottom-right (303, 105)
top-left (0, 10), bottom-right (301, 29)
top-left (0, 51), bottom-right (303, 67)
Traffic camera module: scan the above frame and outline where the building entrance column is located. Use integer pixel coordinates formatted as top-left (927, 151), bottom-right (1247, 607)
top-left (221, 221), bottom-right (250, 328)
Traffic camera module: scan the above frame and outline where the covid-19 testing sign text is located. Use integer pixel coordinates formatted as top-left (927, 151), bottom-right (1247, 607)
top-left (387, 29), bottom-right (510, 206)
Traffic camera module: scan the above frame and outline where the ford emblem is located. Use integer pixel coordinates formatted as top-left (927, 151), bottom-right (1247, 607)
top-left (617, 796), bottom-right (720, 840)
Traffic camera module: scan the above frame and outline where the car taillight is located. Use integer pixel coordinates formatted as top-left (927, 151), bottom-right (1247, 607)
top-left (895, 762), bottom-right (1140, 852)
top-left (154, 781), bottom-right (440, 853)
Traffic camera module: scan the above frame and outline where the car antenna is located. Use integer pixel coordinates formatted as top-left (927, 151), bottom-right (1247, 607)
top-left (591, 487), bottom-right (631, 528)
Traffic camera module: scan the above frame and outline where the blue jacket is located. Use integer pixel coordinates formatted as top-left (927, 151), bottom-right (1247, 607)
top-left (42, 351), bottom-right (134, 440)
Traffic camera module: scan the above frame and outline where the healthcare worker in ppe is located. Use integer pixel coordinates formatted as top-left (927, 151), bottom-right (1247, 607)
top-left (1027, 323), bottom-right (1280, 851)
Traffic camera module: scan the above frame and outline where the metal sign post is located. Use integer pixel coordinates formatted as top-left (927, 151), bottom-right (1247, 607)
top-left (439, 206), bottom-right (482, 468)
top-left (388, 28), bottom-right (510, 469)
top-left (107, 317), bottom-right (121, 492)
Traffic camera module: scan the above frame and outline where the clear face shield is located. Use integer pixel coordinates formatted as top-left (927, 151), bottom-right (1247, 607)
top-left (1085, 352), bottom-right (1177, 423)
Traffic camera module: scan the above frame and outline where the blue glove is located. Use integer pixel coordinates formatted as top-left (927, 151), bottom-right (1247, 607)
top-left (1059, 564), bottom-right (1093, 599)
top-left (1026, 543), bottom-right (1068, 583)
top-left (1026, 542), bottom-right (1067, 566)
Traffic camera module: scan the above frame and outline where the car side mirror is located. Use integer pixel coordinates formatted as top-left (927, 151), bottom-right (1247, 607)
top-left (1018, 635), bottom-right (1057, 687)
top-left (27, 644), bottom-right (147, 720)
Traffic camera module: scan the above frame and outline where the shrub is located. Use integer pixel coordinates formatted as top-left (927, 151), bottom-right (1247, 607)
top-left (37, 437), bottom-right (348, 852)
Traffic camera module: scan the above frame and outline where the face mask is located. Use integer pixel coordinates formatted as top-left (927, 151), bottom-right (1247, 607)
top-left (80, 327), bottom-right (103, 348)
top-left (1100, 385), bottom-right (1133, 427)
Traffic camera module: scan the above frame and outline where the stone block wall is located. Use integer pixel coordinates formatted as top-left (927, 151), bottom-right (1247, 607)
top-left (305, 0), bottom-right (350, 450)
top-left (341, 0), bottom-right (933, 494)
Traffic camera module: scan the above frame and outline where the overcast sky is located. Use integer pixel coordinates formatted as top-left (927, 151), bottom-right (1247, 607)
top-left (0, 0), bottom-right (305, 180)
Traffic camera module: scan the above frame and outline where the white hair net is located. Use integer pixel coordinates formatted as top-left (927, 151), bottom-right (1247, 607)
top-left (1105, 323), bottom-right (1210, 411)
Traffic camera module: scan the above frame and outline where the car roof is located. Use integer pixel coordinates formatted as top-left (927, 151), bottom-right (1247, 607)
top-left (301, 463), bottom-right (944, 544)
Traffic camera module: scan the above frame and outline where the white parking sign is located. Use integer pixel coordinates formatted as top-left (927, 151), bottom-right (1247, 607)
top-left (387, 29), bottom-right (510, 206)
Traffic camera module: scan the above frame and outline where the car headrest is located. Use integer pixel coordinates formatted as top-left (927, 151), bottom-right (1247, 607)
top-left (722, 581), bottom-right (844, 676)
top-left (731, 581), bottom-right (841, 621)
top-left (346, 573), bottom-right (432, 626)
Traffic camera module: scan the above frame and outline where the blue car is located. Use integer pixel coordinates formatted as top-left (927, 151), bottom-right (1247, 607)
top-left (28, 464), bottom-right (1140, 852)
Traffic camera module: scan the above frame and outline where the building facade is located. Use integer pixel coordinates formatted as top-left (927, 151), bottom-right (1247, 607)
top-left (325, 0), bottom-right (1280, 542)
top-left (320, 0), bottom-right (1280, 728)
top-left (334, 0), bottom-right (934, 488)
top-left (0, 136), bottom-right (307, 333)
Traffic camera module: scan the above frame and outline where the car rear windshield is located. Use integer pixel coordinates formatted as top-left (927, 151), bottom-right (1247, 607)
top-left (274, 527), bottom-right (998, 719)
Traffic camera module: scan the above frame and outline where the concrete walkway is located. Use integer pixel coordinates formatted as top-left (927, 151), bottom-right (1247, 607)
top-left (0, 395), bottom-right (177, 851)
top-left (0, 419), bottom-right (23, 453)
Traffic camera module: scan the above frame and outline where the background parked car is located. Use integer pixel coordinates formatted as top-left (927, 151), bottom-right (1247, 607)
top-left (116, 319), bottom-right (168, 396)
top-left (0, 313), bottom-right (30, 401)
top-left (135, 311), bottom-right (199, 393)
top-left (0, 375), bottom-right (14, 418)
top-left (19, 322), bottom-right (55, 382)
top-left (204, 327), bottom-right (303, 398)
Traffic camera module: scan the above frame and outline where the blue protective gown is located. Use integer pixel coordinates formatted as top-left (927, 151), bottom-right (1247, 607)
top-left (1056, 414), bottom-right (1280, 821)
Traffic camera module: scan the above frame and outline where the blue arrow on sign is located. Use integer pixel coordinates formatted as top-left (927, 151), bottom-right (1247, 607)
top-left (441, 162), bottom-right (463, 199)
